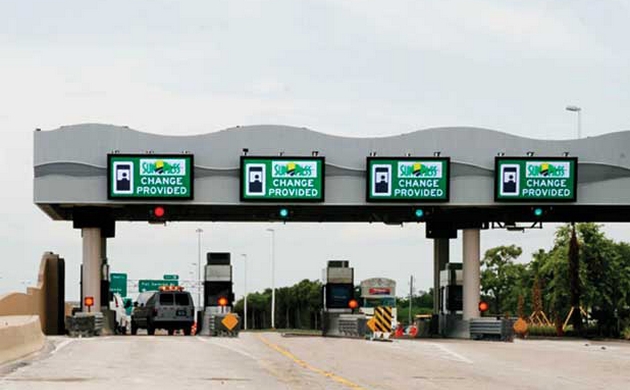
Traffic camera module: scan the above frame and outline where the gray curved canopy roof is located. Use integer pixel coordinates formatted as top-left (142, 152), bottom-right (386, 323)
top-left (34, 123), bottom-right (630, 218)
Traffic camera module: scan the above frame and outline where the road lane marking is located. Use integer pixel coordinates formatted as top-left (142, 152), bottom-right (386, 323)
top-left (50, 339), bottom-right (75, 356)
top-left (369, 340), bottom-right (473, 364)
top-left (428, 343), bottom-right (473, 364)
top-left (197, 337), bottom-right (258, 360)
top-left (257, 335), bottom-right (367, 390)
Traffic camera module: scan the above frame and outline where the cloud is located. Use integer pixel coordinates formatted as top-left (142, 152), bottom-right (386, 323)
top-left (328, 0), bottom-right (593, 56)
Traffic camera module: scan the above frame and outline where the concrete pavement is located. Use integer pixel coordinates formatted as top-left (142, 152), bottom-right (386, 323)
top-left (1, 333), bottom-right (629, 389)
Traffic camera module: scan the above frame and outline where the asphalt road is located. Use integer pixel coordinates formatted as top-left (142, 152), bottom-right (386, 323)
top-left (1, 333), bottom-right (629, 389)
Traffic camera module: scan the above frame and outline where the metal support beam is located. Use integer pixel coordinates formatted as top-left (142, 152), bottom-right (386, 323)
top-left (462, 229), bottom-right (480, 321)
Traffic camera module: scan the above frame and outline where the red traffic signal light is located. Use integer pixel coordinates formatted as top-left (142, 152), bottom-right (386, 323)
top-left (84, 296), bottom-right (95, 307)
top-left (149, 206), bottom-right (167, 223)
top-left (348, 299), bottom-right (359, 309)
top-left (478, 301), bottom-right (489, 313)
top-left (153, 206), bottom-right (165, 218)
top-left (218, 297), bottom-right (229, 307)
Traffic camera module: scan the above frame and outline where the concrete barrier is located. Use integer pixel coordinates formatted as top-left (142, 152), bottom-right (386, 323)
top-left (0, 316), bottom-right (45, 365)
top-left (0, 252), bottom-right (65, 335)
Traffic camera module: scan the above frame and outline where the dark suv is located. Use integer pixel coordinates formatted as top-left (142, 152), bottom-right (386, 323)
top-left (131, 289), bottom-right (195, 335)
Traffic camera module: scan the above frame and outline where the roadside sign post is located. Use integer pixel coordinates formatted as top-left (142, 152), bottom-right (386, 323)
top-left (138, 279), bottom-right (178, 293)
top-left (110, 273), bottom-right (128, 297)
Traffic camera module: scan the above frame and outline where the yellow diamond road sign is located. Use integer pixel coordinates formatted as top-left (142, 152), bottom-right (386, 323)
top-left (222, 313), bottom-right (239, 331)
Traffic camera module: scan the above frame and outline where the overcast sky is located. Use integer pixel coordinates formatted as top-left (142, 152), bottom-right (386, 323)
top-left (1, 0), bottom-right (630, 302)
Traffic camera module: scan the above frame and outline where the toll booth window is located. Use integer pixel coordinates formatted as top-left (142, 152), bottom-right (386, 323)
top-left (175, 293), bottom-right (190, 306)
top-left (326, 284), bottom-right (354, 308)
top-left (159, 293), bottom-right (174, 306)
top-left (364, 298), bottom-right (396, 308)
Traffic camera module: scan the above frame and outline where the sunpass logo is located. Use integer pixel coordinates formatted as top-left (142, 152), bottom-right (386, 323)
top-left (140, 159), bottom-right (186, 176)
top-left (272, 161), bottom-right (318, 178)
top-left (526, 162), bottom-right (570, 178)
top-left (398, 162), bottom-right (442, 178)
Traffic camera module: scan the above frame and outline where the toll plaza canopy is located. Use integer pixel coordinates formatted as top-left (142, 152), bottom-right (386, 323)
top-left (34, 124), bottom-right (630, 230)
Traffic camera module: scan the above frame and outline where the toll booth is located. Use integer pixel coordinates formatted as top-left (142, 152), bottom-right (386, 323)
top-left (438, 263), bottom-right (467, 338)
top-left (321, 260), bottom-right (365, 338)
top-left (359, 278), bottom-right (397, 328)
top-left (203, 252), bottom-right (234, 312)
top-left (200, 252), bottom-right (240, 336)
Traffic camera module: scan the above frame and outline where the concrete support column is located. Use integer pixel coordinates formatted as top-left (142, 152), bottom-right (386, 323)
top-left (462, 229), bottom-right (480, 321)
top-left (82, 228), bottom-right (102, 313)
top-left (433, 239), bottom-right (449, 314)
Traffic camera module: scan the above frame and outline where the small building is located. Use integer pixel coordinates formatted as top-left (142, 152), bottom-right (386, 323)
top-left (359, 278), bottom-right (397, 324)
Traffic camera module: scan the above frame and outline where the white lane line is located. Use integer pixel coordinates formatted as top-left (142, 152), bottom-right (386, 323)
top-left (50, 339), bottom-right (76, 356)
top-left (370, 340), bottom-right (473, 364)
top-left (428, 343), bottom-right (473, 364)
top-left (197, 337), bottom-right (258, 360)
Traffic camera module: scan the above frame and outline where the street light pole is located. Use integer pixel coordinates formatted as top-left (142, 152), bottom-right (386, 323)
top-left (409, 275), bottom-right (414, 325)
top-left (241, 253), bottom-right (248, 330)
top-left (195, 228), bottom-right (203, 311)
top-left (266, 228), bottom-right (276, 329)
top-left (566, 105), bottom-right (582, 139)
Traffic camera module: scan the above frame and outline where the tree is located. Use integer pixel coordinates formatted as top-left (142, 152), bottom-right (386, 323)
top-left (481, 245), bottom-right (524, 314)
top-left (234, 279), bottom-right (322, 330)
top-left (519, 223), bottom-right (630, 337)
top-left (568, 223), bottom-right (582, 334)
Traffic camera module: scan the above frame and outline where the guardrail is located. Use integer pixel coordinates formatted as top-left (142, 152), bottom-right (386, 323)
top-left (470, 318), bottom-right (515, 341)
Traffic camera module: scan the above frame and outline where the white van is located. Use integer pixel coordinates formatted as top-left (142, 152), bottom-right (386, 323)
top-left (110, 293), bottom-right (130, 334)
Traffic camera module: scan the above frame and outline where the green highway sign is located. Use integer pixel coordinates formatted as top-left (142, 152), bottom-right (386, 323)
top-left (367, 157), bottom-right (450, 202)
top-left (108, 154), bottom-right (194, 200)
top-left (163, 274), bottom-right (179, 280)
top-left (240, 157), bottom-right (325, 202)
top-left (138, 279), bottom-right (178, 292)
top-left (110, 273), bottom-right (127, 297)
top-left (495, 157), bottom-right (578, 202)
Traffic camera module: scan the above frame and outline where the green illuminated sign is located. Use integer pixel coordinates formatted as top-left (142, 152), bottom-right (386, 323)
top-left (138, 279), bottom-right (178, 293)
top-left (367, 157), bottom-right (450, 202)
top-left (110, 273), bottom-right (127, 297)
top-left (495, 157), bottom-right (578, 202)
top-left (240, 157), bottom-right (325, 202)
top-left (108, 154), bottom-right (194, 200)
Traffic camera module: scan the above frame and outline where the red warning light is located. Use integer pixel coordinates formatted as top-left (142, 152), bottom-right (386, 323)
top-left (478, 301), bottom-right (489, 313)
top-left (153, 206), bottom-right (165, 218)
top-left (84, 296), bottom-right (95, 307)
top-left (348, 299), bottom-right (359, 309)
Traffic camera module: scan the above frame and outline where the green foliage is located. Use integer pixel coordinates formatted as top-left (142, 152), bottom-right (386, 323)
top-left (528, 325), bottom-right (560, 337)
top-left (396, 290), bottom-right (434, 324)
top-left (482, 223), bottom-right (630, 338)
top-left (480, 245), bottom-right (529, 315)
top-left (234, 279), bottom-right (323, 330)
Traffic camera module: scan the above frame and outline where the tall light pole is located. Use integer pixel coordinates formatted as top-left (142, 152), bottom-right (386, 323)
top-left (566, 105), bottom-right (582, 139)
top-left (241, 253), bottom-right (248, 330)
top-left (408, 275), bottom-right (414, 325)
top-left (266, 228), bottom-right (276, 329)
top-left (195, 228), bottom-right (203, 311)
